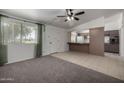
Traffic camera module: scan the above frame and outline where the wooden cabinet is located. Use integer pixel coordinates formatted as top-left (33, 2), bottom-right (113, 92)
top-left (68, 43), bottom-right (89, 53)
top-left (104, 30), bottom-right (119, 53)
top-left (104, 44), bottom-right (119, 53)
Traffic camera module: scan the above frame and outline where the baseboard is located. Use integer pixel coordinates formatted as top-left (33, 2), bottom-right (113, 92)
top-left (6, 57), bottom-right (36, 65)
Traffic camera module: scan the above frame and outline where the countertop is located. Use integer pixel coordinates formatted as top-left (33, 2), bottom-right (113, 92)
top-left (68, 42), bottom-right (89, 45)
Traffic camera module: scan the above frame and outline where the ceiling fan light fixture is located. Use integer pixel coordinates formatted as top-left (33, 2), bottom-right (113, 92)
top-left (67, 16), bottom-right (71, 21)
top-left (67, 16), bottom-right (74, 21)
top-left (57, 9), bottom-right (85, 22)
top-left (71, 17), bottom-right (74, 20)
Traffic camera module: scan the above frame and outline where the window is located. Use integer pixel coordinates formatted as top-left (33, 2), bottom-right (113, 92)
top-left (71, 32), bottom-right (77, 43)
top-left (13, 23), bottom-right (21, 43)
top-left (2, 21), bottom-right (13, 44)
top-left (1, 17), bottom-right (38, 44)
top-left (77, 36), bottom-right (84, 43)
top-left (22, 23), bottom-right (38, 44)
top-left (71, 30), bottom-right (90, 43)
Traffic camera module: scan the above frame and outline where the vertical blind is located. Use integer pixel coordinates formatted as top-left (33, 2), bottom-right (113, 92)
top-left (0, 16), bottom-right (44, 65)
top-left (1, 17), bottom-right (38, 44)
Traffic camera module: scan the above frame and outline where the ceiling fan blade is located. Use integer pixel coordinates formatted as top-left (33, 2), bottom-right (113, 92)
top-left (69, 9), bottom-right (73, 11)
top-left (74, 17), bottom-right (79, 21)
top-left (57, 16), bottom-right (66, 17)
top-left (65, 19), bottom-right (68, 22)
top-left (75, 11), bottom-right (85, 16)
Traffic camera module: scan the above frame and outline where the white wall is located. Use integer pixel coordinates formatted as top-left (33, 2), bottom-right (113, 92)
top-left (70, 13), bottom-right (122, 32)
top-left (8, 44), bottom-right (35, 63)
top-left (120, 27), bottom-right (124, 57)
top-left (70, 17), bottom-right (104, 32)
top-left (120, 11), bottom-right (124, 57)
top-left (105, 13), bottom-right (122, 31)
top-left (42, 25), bottom-right (69, 56)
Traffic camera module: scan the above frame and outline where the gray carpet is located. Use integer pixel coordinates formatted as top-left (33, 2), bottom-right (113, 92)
top-left (0, 56), bottom-right (123, 83)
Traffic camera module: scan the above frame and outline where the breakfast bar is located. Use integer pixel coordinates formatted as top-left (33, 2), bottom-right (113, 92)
top-left (68, 42), bottom-right (89, 53)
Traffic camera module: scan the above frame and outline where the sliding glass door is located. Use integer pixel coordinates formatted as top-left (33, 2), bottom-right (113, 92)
top-left (1, 17), bottom-right (38, 44)
top-left (0, 16), bottom-right (45, 65)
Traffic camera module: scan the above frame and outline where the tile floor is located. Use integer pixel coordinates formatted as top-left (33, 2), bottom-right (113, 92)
top-left (51, 51), bottom-right (124, 80)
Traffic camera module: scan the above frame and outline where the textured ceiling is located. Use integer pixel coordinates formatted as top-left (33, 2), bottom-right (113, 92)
top-left (0, 9), bottom-right (121, 29)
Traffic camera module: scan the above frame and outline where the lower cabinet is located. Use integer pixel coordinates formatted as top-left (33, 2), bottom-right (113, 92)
top-left (104, 44), bottom-right (119, 53)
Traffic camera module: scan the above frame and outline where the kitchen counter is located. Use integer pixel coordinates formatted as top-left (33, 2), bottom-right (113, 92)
top-left (68, 42), bottom-right (89, 53)
top-left (68, 42), bottom-right (89, 45)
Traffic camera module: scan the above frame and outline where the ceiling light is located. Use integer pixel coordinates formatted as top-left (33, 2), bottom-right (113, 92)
top-left (67, 16), bottom-right (71, 21)
top-left (71, 17), bottom-right (74, 20)
top-left (67, 16), bottom-right (74, 22)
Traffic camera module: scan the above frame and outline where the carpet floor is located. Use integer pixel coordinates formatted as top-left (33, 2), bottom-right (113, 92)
top-left (0, 56), bottom-right (123, 83)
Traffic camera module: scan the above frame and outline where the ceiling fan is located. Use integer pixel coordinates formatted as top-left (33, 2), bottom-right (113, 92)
top-left (57, 9), bottom-right (85, 22)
